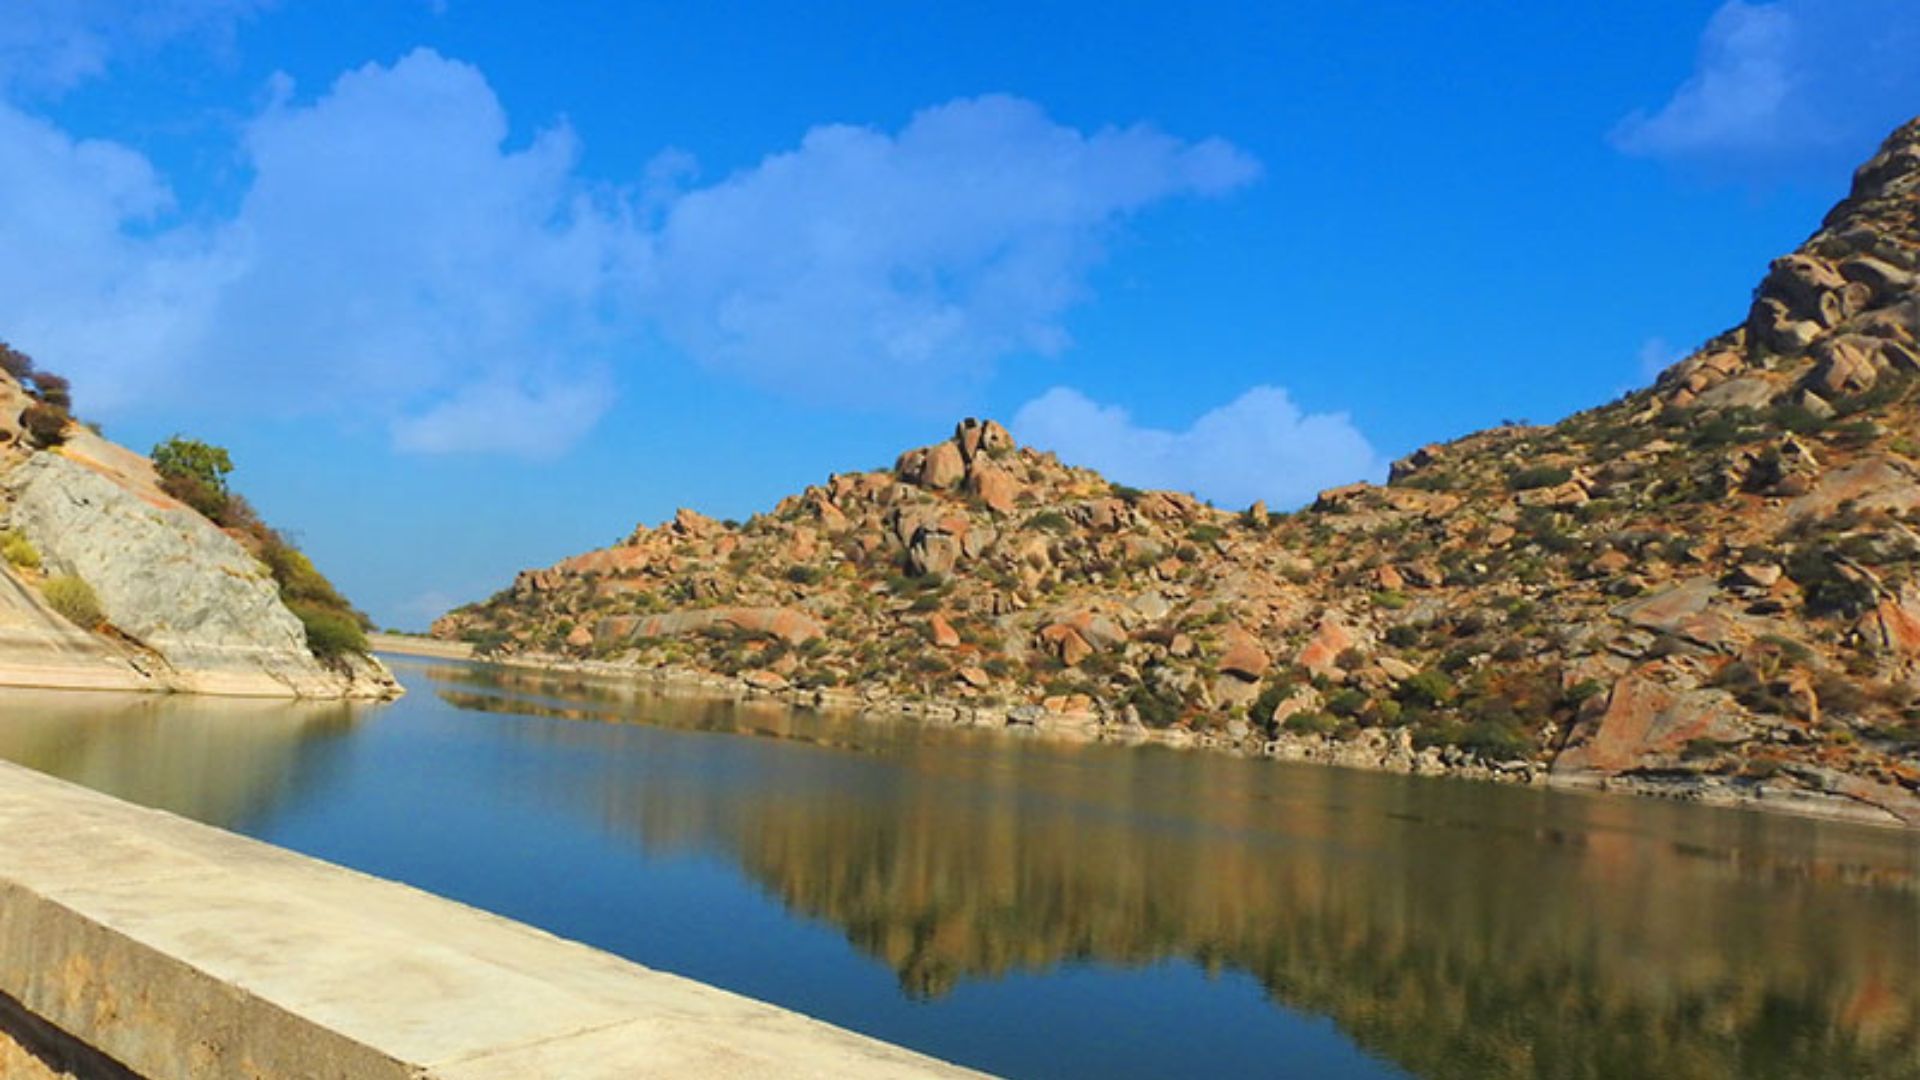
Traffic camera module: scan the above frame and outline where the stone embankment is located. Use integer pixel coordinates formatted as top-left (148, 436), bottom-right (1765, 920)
top-left (0, 761), bottom-right (977, 1079)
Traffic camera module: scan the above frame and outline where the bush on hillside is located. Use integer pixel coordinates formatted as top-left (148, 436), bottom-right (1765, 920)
top-left (152, 436), bottom-right (234, 520)
top-left (0, 343), bottom-right (32, 381)
top-left (20, 403), bottom-right (70, 447)
top-left (288, 600), bottom-right (368, 659)
top-left (1, 530), bottom-right (39, 570)
top-left (42, 575), bottom-right (102, 629)
top-left (30, 372), bottom-right (71, 411)
top-left (1508, 465), bottom-right (1572, 491)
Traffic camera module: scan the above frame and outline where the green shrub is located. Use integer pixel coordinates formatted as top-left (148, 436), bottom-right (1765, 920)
top-left (1283, 711), bottom-right (1339, 736)
top-left (1, 530), bottom-right (39, 570)
top-left (41, 575), bottom-right (102, 629)
top-left (1398, 669), bottom-right (1456, 707)
top-left (1508, 465), bottom-right (1572, 491)
top-left (1126, 683), bottom-right (1184, 728)
top-left (1025, 511), bottom-right (1072, 533)
top-left (1458, 719), bottom-right (1533, 761)
top-left (785, 565), bottom-right (824, 586)
top-left (289, 600), bottom-right (368, 659)
top-left (1325, 688), bottom-right (1368, 717)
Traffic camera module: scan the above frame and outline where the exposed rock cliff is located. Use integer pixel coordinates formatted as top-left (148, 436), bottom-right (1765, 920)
top-left (0, 373), bottom-right (396, 699)
top-left (439, 118), bottom-right (1920, 826)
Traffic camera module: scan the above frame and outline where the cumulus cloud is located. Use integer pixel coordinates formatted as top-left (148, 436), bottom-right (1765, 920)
top-left (1614, 0), bottom-right (1920, 175)
top-left (0, 39), bottom-right (1256, 454)
top-left (644, 95), bottom-right (1259, 403)
top-left (0, 49), bottom-right (635, 453)
top-left (0, 0), bottom-right (267, 95)
top-left (1012, 386), bottom-right (1381, 511)
top-left (197, 52), bottom-right (634, 441)
top-left (0, 101), bottom-right (229, 410)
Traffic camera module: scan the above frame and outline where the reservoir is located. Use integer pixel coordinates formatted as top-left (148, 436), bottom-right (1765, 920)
top-left (1, 656), bottom-right (1915, 1079)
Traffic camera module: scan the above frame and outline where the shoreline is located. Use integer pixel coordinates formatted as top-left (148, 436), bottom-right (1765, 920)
top-left (372, 638), bottom-right (1920, 832)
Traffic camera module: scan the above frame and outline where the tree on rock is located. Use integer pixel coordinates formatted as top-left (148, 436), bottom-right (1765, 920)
top-left (152, 436), bottom-right (234, 519)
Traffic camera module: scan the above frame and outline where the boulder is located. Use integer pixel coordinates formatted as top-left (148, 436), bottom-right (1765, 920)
top-left (1217, 627), bottom-right (1269, 682)
top-left (1038, 623), bottom-right (1093, 667)
top-left (921, 441), bottom-right (966, 489)
top-left (907, 526), bottom-right (963, 578)
top-left (1553, 668), bottom-right (1751, 775)
top-left (954, 418), bottom-right (1014, 461)
top-left (928, 613), bottom-right (960, 649)
top-left (1296, 615), bottom-right (1356, 677)
top-left (965, 462), bottom-right (1020, 515)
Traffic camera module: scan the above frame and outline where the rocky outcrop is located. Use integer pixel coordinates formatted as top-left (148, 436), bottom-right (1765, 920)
top-left (437, 118), bottom-right (1920, 828)
top-left (0, 392), bottom-right (395, 699)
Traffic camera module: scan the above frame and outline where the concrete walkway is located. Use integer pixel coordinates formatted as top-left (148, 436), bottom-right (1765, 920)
top-left (0, 760), bottom-right (982, 1079)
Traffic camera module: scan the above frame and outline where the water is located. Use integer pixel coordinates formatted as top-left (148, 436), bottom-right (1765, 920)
top-left (1, 657), bottom-right (1917, 1079)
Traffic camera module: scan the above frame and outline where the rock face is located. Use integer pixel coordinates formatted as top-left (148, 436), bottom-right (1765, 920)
top-left (437, 117), bottom-right (1920, 828)
top-left (0, 400), bottom-right (395, 699)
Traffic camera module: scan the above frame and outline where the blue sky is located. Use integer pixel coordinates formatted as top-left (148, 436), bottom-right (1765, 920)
top-left (1, 1), bottom-right (1916, 628)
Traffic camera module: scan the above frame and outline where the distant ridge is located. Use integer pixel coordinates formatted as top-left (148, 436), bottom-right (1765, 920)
top-left (438, 118), bottom-right (1920, 827)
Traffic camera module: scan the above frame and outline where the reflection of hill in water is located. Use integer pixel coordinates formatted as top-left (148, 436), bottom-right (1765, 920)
top-left (0, 689), bottom-right (360, 830)
top-left (439, 666), bottom-right (1920, 1079)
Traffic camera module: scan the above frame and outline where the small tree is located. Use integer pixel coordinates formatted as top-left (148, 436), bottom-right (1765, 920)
top-left (20, 403), bottom-right (70, 447)
top-left (29, 372), bottom-right (71, 411)
top-left (151, 436), bottom-right (234, 520)
top-left (0, 343), bottom-right (32, 381)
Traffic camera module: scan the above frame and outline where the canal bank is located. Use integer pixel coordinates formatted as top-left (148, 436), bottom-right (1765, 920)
top-left (0, 760), bottom-right (976, 1079)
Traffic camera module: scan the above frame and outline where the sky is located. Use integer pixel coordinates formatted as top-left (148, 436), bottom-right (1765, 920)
top-left (1, 1), bottom-right (1916, 629)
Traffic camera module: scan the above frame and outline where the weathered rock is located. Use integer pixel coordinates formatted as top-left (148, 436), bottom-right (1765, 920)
top-left (928, 613), bottom-right (960, 649)
top-left (599, 607), bottom-right (824, 647)
top-left (907, 527), bottom-right (963, 578)
top-left (1217, 628), bottom-right (1269, 682)
top-left (3, 453), bottom-right (394, 698)
top-left (1296, 615), bottom-right (1356, 677)
top-left (1038, 623), bottom-right (1094, 667)
top-left (1554, 668), bottom-right (1750, 774)
top-left (964, 462), bottom-right (1020, 516)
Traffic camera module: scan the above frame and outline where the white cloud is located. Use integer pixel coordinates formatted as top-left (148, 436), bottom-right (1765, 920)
top-left (390, 368), bottom-right (612, 457)
top-left (197, 51), bottom-right (634, 443)
top-left (644, 95), bottom-right (1259, 403)
top-left (0, 100), bottom-right (230, 409)
top-left (0, 44), bottom-right (1257, 455)
top-left (0, 49), bottom-right (635, 453)
top-left (1012, 385), bottom-right (1381, 511)
top-left (0, 0), bottom-right (267, 95)
top-left (1614, 1), bottom-right (1920, 175)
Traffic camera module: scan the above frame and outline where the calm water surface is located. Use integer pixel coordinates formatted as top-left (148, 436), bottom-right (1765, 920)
top-left (1, 657), bottom-right (1917, 1079)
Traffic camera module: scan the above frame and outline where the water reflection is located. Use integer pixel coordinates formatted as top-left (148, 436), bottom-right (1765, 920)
top-left (440, 663), bottom-right (1920, 1080)
top-left (0, 689), bottom-right (360, 829)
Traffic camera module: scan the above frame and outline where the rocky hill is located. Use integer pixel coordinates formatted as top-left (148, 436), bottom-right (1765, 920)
top-left (0, 365), bottom-right (396, 699)
top-left (436, 118), bottom-right (1920, 827)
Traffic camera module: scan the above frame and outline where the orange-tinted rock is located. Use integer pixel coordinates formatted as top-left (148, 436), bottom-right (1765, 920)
top-left (1861, 591), bottom-right (1920, 655)
top-left (921, 441), bottom-right (966, 489)
top-left (742, 669), bottom-right (790, 691)
top-left (1554, 668), bottom-right (1749, 774)
top-left (1296, 616), bottom-right (1355, 677)
top-left (599, 607), bottom-right (824, 648)
top-left (929, 613), bottom-right (960, 649)
top-left (1217, 627), bottom-right (1269, 682)
top-left (965, 462), bottom-right (1020, 515)
top-left (565, 624), bottom-right (594, 649)
top-left (1038, 623), bottom-right (1093, 666)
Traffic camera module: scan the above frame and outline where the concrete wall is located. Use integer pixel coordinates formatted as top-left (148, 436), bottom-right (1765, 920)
top-left (0, 761), bottom-right (979, 1079)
